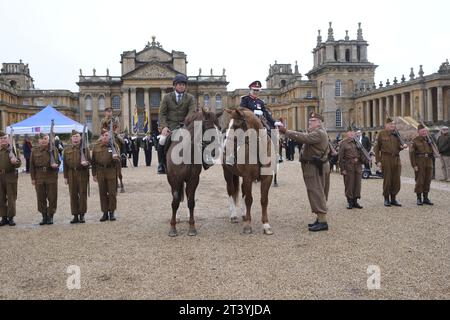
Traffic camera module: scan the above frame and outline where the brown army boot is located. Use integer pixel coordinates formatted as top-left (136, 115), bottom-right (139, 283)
top-left (39, 213), bottom-right (48, 225)
top-left (0, 217), bottom-right (8, 226)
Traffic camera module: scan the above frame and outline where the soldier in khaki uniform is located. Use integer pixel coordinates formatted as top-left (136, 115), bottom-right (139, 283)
top-left (0, 131), bottom-right (21, 227)
top-left (278, 112), bottom-right (330, 232)
top-left (374, 118), bottom-right (408, 207)
top-left (92, 129), bottom-right (120, 222)
top-left (338, 127), bottom-right (367, 210)
top-left (63, 130), bottom-right (91, 224)
top-left (158, 74), bottom-right (196, 174)
top-left (410, 124), bottom-right (434, 206)
top-left (30, 133), bottom-right (60, 225)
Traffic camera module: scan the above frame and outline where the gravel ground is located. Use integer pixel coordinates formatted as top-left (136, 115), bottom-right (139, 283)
top-left (0, 150), bottom-right (449, 300)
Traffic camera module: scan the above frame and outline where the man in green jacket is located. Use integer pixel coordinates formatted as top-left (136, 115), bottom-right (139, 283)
top-left (437, 126), bottom-right (450, 181)
top-left (157, 74), bottom-right (196, 174)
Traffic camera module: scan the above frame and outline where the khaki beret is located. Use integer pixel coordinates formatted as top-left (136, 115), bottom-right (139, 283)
top-left (72, 129), bottom-right (80, 136)
top-left (309, 112), bottom-right (324, 122)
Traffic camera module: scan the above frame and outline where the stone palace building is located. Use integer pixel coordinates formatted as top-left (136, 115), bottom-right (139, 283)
top-left (1, 23), bottom-right (449, 139)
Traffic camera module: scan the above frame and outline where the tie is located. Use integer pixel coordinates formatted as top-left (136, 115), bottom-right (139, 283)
top-left (177, 94), bottom-right (182, 103)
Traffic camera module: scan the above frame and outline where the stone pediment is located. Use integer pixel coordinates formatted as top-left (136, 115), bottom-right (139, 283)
top-left (123, 63), bottom-right (177, 80)
top-left (137, 47), bottom-right (172, 63)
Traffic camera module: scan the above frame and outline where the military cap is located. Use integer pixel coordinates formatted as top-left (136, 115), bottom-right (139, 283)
top-left (385, 117), bottom-right (393, 123)
top-left (346, 124), bottom-right (355, 132)
top-left (417, 124), bottom-right (425, 130)
top-left (309, 112), bottom-right (324, 122)
top-left (71, 129), bottom-right (80, 136)
top-left (104, 107), bottom-right (113, 112)
top-left (249, 80), bottom-right (262, 90)
top-left (0, 130), bottom-right (6, 137)
top-left (38, 133), bottom-right (48, 139)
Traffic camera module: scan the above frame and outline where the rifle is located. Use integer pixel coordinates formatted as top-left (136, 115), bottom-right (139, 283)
top-left (419, 121), bottom-right (440, 159)
top-left (109, 117), bottom-right (118, 158)
top-left (8, 128), bottom-right (18, 161)
top-left (353, 136), bottom-right (372, 164)
top-left (49, 119), bottom-right (57, 166)
top-left (382, 104), bottom-right (407, 146)
top-left (81, 124), bottom-right (88, 164)
top-left (81, 124), bottom-right (90, 197)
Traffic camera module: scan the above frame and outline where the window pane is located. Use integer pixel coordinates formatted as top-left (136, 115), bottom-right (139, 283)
top-left (335, 80), bottom-right (342, 97)
top-left (112, 96), bottom-right (121, 110)
top-left (215, 94), bottom-right (222, 109)
top-left (150, 91), bottom-right (161, 108)
top-left (336, 110), bottom-right (342, 127)
top-left (98, 96), bottom-right (106, 111)
top-left (204, 94), bottom-right (210, 107)
top-left (85, 96), bottom-right (92, 111)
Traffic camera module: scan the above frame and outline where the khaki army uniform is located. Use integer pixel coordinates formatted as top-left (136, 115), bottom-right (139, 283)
top-left (374, 130), bottom-right (403, 201)
top-left (91, 141), bottom-right (119, 216)
top-left (285, 127), bottom-right (330, 216)
top-left (0, 145), bottom-right (21, 220)
top-left (30, 146), bottom-right (60, 221)
top-left (410, 136), bottom-right (433, 198)
top-left (338, 138), bottom-right (366, 208)
top-left (159, 91), bottom-right (196, 131)
top-left (63, 143), bottom-right (91, 218)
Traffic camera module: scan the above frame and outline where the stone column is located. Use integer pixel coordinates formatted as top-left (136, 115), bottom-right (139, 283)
top-left (419, 89), bottom-right (425, 121)
top-left (410, 91), bottom-right (415, 118)
top-left (92, 94), bottom-right (99, 136)
top-left (386, 96), bottom-right (391, 118)
top-left (372, 100), bottom-right (377, 128)
top-left (364, 101), bottom-right (371, 128)
top-left (427, 88), bottom-right (433, 122)
top-left (401, 93), bottom-right (406, 117)
top-left (122, 89), bottom-right (130, 133)
top-left (393, 94), bottom-right (398, 117)
top-left (379, 98), bottom-right (384, 125)
top-left (79, 93), bottom-right (85, 122)
top-left (1, 110), bottom-right (7, 130)
top-left (438, 87), bottom-right (444, 121)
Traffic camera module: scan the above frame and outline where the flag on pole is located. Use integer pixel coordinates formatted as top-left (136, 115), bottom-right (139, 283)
top-left (133, 107), bottom-right (139, 134)
top-left (143, 111), bottom-right (149, 134)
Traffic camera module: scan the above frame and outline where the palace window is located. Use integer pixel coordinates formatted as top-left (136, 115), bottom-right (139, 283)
top-left (345, 49), bottom-right (351, 62)
top-left (335, 80), bottom-right (342, 97)
top-left (98, 95), bottom-right (105, 111)
top-left (204, 94), bottom-right (210, 107)
top-left (306, 91), bottom-right (313, 99)
top-left (85, 96), bottom-right (92, 111)
top-left (150, 91), bottom-right (161, 108)
top-left (215, 94), bottom-right (222, 109)
top-left (112, 96), bottom-right (121, 110)
top-left (336, 109), bottom-right (342, 127)
top-left (86, 116), bottom-right (93, 132)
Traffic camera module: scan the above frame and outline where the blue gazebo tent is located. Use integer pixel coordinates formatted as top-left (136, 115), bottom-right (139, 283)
top-left (6, 105), bottom-right (84, 135)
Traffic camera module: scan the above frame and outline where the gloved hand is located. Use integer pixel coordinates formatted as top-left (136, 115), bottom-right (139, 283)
top-left (254, 110), bottom-right (263, 116)
top-left (274, 121), bottom-right (284, 127)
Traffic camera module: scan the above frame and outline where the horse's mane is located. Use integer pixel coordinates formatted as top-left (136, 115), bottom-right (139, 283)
top-left (232, 108), bottom-right (264, 130)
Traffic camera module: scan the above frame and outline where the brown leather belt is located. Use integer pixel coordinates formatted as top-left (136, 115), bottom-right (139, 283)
top-left (96, 164), bottom-right (115, 169)
top-left (0, 169), bottom-right (16, 175)
top-left (416, 153), bottom-right (433, 158)
top-left (69, 166), bottom-right (89, 171)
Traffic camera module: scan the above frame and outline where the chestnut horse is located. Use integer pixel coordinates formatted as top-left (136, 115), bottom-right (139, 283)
top-left (166, 109), bottom-right (221, 237)
top-left (222, 108), bottom-right (276, 235)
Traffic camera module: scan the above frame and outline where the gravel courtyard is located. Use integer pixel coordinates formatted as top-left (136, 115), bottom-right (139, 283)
top-left (0, 150), bottom-right (449, 300)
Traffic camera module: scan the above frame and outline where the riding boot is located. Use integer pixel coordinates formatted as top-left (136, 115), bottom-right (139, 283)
top-left (423, 193), bottom-right (433, 205)
top-left (416, 193), bottom-right (423, 206)
top-left (39, 213), bottom-right (48, 225)
top-left (157, 145), bottom-right (166, 174)
top-left (70, 214), bottom-right (80, 224)
top-left (100, 212), bottom-right (109, 222)
top-left (109, 211), bottom-right (116, 221)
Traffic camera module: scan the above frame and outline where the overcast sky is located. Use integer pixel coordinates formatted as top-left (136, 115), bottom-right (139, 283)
top-left (1, 0), bottom-right (449, 92)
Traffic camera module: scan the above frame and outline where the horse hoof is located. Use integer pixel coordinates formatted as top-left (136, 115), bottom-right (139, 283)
top-left (168, 229), bottom-right (178, 237)
top-left (188, 228), bottom-right (198, 237)
top-left (263, 227), bottom-right (274, 235)
top-left (243, 226), bottom-right (252, 234)
top-left (230, 216), bottom-right (239, 224)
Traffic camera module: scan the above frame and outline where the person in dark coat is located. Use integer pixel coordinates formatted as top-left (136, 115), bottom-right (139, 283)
top-left (22, 135), bottom-right (33, 173)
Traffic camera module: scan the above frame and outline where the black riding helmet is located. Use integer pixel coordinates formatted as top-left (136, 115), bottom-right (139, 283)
top-left (173, 74), bottom-right (188, 86)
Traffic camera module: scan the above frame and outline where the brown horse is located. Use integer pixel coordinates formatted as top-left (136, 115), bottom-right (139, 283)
top-left (166, 109), bottom-right (221, 237)
top-left (222, 108), bottom-right (276, 235)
